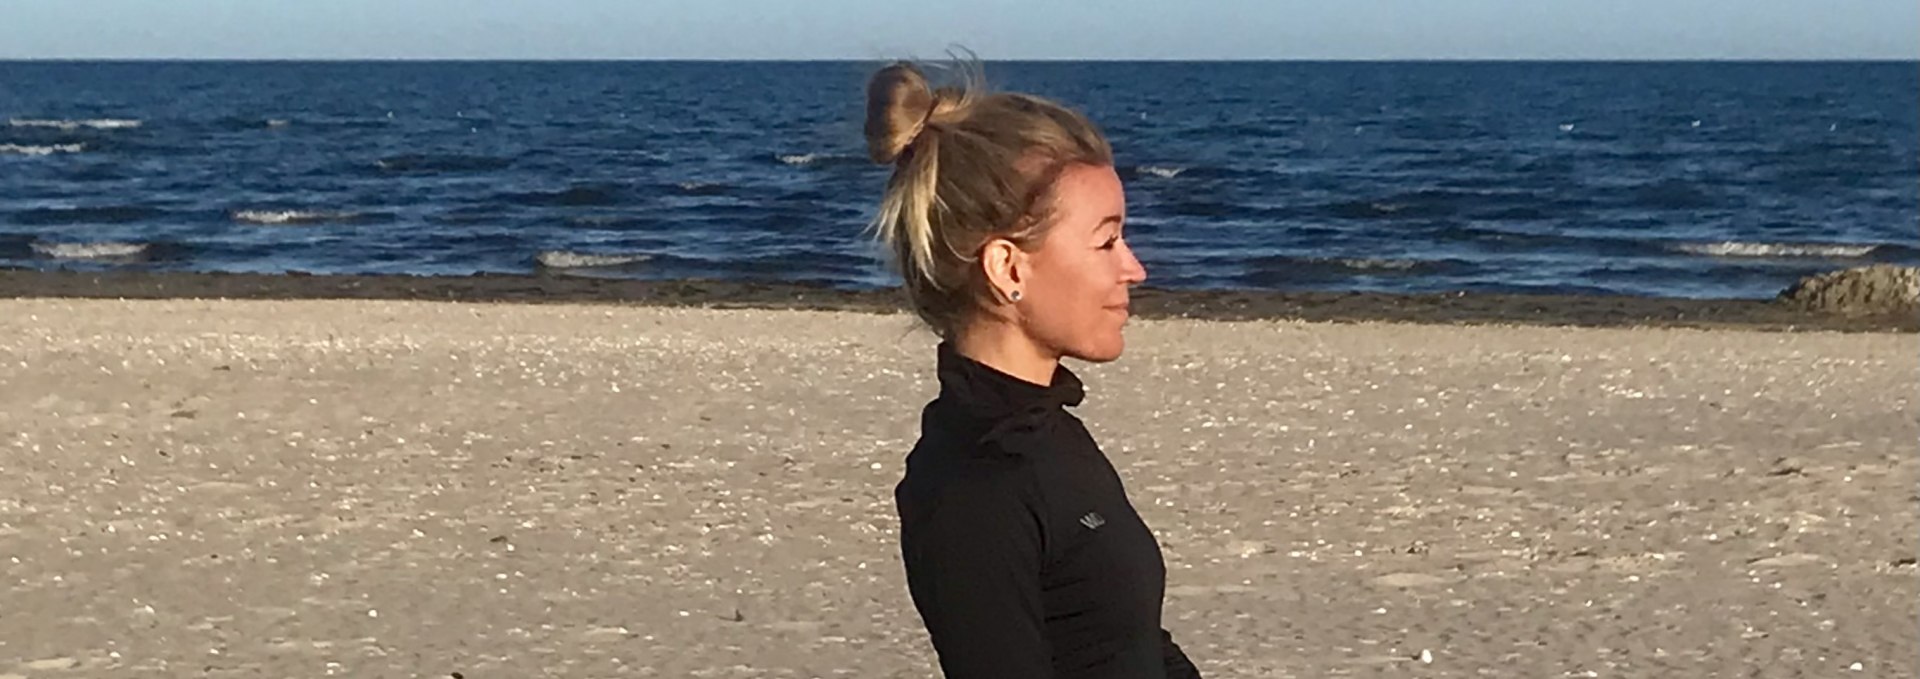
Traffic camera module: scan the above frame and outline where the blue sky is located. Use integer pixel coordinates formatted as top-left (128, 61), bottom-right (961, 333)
top-left (4, 0), bottom-right (1915, 60)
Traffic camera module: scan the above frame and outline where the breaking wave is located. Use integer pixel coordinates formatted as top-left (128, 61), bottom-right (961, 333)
top-left (232, 209), bottom-right (361, 225)
top-left (1671, 241), bottom-right (1882, 258)
top-left (9, 118), bottom-right (143, 131)
top-left (31, 241), bottom-right (151, 259)
top-left (534, 250), bottom-right (653, 269)
top-left (0, 143), bottom-right (85, 156)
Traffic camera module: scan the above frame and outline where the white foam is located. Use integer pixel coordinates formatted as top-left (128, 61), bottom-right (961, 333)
top-left (1336, 258), bottom-right (1421, 270)
top-left (232, 209), bottom-right (357, 225)
top-left (0, 143), bottom-right (85, 156)
top-left (31, 241), bottom-right (149, 259)
top-left (535, 250), bottom-right (652, 269)
top-left (777, 153), bottom-right (820, 166)
top-left (1674, 241), bottom-right (1880, 258)
top-left (1138, 165), bottom-right (1186, 179)
top-left (266, 119), bottom-right (292, 128)
top-left (9, 118), bottom-right (143, 131)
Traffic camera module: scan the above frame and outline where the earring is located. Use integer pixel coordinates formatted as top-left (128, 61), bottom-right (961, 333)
top-left (1009, 289), bottom-right (1023, 302)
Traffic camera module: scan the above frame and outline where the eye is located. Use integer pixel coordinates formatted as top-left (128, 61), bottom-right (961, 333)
top-left (1098, 236), bottom-right (1120, 250)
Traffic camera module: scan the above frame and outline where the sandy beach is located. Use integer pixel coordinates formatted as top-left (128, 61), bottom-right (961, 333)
top-left (0, 298), bottom-right (1913, 678)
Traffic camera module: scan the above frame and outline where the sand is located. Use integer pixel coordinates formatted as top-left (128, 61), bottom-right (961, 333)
top-left (0, 299), bottom-right (1913, 678)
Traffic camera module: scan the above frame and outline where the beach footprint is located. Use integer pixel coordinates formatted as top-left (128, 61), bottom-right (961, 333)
top-left (1749, 553), bottom-right (1825, 569)
top-left (1370, 572), bottom-right (1452, 588)
top-left (19, 656), bottom-right (80, 672)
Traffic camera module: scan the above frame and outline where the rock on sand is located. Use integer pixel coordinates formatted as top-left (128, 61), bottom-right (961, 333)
top-left (1779, 265), bottom-right (1920, 316)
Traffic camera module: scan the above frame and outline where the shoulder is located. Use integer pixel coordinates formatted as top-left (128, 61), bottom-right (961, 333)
top-left (896, 441), bottom-right (1041, 522)
top-left (894, 451), bottom-right (1051, 565)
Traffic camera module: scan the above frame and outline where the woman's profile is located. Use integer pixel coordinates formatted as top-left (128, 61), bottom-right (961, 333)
top-left (865, 56), bottom-right (1203, 679)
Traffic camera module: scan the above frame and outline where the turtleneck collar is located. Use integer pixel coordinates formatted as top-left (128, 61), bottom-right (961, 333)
top-left (934, 341), bottom-right (1085, 431)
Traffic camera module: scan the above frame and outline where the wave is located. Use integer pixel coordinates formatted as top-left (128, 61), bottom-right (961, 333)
top-left (375, 153), bottom-right (515, 173)
top-left (773, 153), bottom-right (864, 168)
top-left (1120, 164), bottom-right (1268, 182)
top-left (1327, 201), bottom-right (1415, 218)
top-left (1239, 255), bottom-right (1472, 288)
top-left (30, 241), bottom-right (151, 259)
top-left (0, 143), bottom-right (85, 156)
top-left (1632, 180), bottom-right (1718, 210)
top-left (298, 118), bottom-right (393, 131)
top-left (1446, 228), bottom-right (1658, 259)
top-left (1173, 123), bottom-right (1282, 140)
top-left (596, 249), bottom-right (886, 285)
top-left (1671, 241), bottom-right (1882, 258)
top-left (427, 208), bottom-right (503, 225)
top-left (568, 215), bottom-right (626, 226)
top-left (534, 250), bottom-right (653, 269)
top-left (497, 185), bottom-right (625, 207)
top-left (1163, 200), bottom-right (1235, 218)
top-left (563, 214), bottom-right (665, 229)
top-left (59, 165), bottom-right (129, 182)
top-left (1469, 206), bottom-right (1554, 221)
top-left (9, 118), bottom-right (143, 131)
top-left (1332, 258), bottom-right (1424, 271)
top-left (1322, 190), bottom-right (1495, 220)
top-left (1323, 188), bottom-right (1570, 221)
top-left (675, 181), bottom-right (730, 195)
top-left (1256, 255), bottom-right (1460, 273)
top-left (209, 116), bottom-right (294, 131)
top-left (232, 209), bottom-right (361, 225)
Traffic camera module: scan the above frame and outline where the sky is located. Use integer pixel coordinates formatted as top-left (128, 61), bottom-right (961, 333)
top-left (3, 0), bottom-right (1915, 61)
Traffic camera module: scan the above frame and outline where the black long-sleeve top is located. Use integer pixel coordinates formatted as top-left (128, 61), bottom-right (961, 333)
top-left (894, 342), bottom-right (1202, 679)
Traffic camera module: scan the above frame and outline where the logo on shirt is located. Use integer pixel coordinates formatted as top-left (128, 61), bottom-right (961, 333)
top-left (1079, 512), bottom-right (1106, 530)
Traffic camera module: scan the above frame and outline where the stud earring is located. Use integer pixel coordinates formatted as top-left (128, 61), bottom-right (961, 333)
top-left (1009, 290), bottom-right (1023, 302)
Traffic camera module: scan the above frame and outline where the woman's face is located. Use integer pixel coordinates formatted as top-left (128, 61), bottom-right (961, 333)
top-left (1014, 164), bottom-right (1147, 363)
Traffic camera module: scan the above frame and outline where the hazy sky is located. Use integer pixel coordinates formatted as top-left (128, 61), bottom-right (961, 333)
top-left (4, 0), bottom-right (1915, 60)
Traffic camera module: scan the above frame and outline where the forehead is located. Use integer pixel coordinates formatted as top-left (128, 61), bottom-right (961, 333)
top-left (1049, 164), bottom-right (1125, 225)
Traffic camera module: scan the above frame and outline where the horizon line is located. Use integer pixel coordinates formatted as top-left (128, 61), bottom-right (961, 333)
top-left (2, 56), bottom-right (1916, 64)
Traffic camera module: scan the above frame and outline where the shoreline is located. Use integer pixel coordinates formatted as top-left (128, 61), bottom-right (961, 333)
top-left (1, 270), bottom-right (1911, 332)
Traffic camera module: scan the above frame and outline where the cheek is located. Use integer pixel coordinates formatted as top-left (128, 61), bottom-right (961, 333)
top-left (1028, 251), bottom-right (1116, 313)
top-left (1052, 259), bottom-right (1107, 306)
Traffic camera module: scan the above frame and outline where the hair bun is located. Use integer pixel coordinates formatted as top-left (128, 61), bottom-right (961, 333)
top-left (864, 63), bottom-right (937, 164)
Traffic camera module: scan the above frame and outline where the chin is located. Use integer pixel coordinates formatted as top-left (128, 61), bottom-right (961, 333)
top-left (1067, 334), bottom-right (1127, 364)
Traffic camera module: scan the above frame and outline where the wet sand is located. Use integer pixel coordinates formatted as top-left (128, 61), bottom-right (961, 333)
top-left (1, 270), bottom-right (1913, 332)
top-left (0, 299), bottom-right (1914, 678)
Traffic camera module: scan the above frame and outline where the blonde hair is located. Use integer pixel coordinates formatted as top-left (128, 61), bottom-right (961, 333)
top-left (864, 58), bottom-right (1113, 337)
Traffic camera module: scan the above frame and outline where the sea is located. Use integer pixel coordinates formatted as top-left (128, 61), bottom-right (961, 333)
top-left (1, 61), bottom-right (1915, 299)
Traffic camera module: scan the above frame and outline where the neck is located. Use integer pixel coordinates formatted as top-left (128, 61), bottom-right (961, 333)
top-left (951, 318), bottom-right (1059, 387)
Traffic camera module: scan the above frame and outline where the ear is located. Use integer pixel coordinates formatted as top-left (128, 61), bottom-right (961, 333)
top-left (979, 236), bottom-right (1026, 304)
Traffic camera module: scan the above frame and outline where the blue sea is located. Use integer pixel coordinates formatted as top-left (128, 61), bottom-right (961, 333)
top-left (1, 61), bottom-right (1915, 298)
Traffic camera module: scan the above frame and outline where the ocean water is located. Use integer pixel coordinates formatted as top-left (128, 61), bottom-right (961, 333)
top-left (1, 60), bottom-right (1915, 298)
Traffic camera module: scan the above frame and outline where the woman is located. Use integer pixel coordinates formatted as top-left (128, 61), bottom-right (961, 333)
top-left (866, 59), bottom-right (1203, 679)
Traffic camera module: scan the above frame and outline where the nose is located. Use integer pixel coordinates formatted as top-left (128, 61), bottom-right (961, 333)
top-left (1119, 240), bottom-right (1147, 286)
